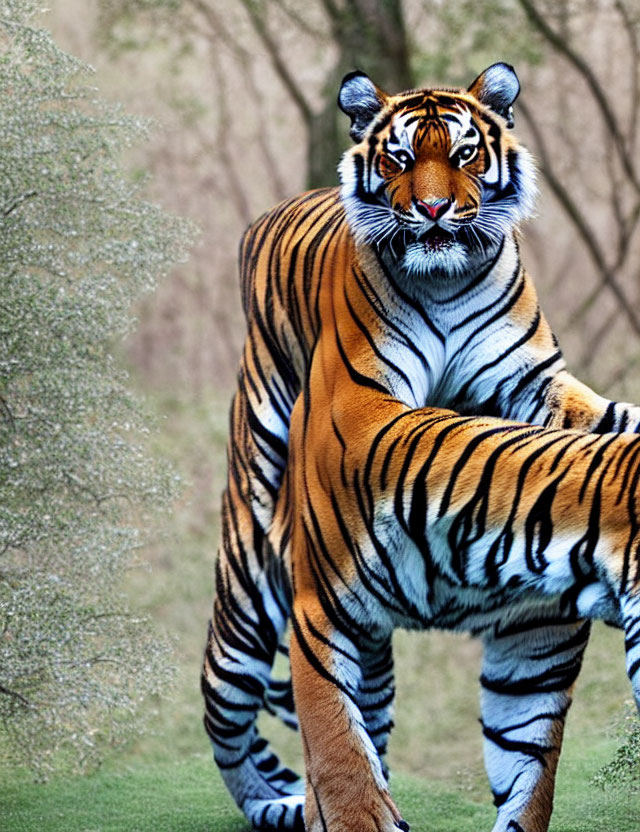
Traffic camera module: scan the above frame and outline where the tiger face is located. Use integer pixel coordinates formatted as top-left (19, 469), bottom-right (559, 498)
top-left (338, 63), bottom-right (537, 278)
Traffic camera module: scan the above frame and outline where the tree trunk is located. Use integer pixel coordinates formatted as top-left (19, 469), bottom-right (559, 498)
top-left (307, 0), bottom-right (413, 189)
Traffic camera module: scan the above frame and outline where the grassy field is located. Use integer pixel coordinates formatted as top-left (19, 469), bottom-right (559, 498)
top-left (2, 389), bottom-right (640, 830)
top-left (3, 736), bottom-right (639, 832)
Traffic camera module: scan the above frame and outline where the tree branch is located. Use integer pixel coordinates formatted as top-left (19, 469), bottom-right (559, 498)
top-left (270, 0), bottom-right (328, 39)
top-left (519, 100), bottom-right (606, 276)
top-left (207, 49), bottom-right (253, 226)
top-left (2, 190), bottom-right (37, 218)
top-left (0, 395), bottom-right (15, 430)
top-left (518, 98), bottom-right (640, 337)
top-left (615, 0), bottom-right (640, 147)
top-left (317, 0), bottom-right (342, 22)
top-left (185, 0), bottom-right (249, 61)
top-left (518, 0), bottom-right (640, 193)
top-left (0, 683), bottom-right (32, 708)
top-left (237, 0), bottom-right (314, 127)
top-left (240, 63), bottom-right (289, 201)
top-left (603, 351), bottom-right (640, 394)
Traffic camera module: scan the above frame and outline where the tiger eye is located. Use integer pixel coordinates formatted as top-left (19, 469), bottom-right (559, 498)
top-left (394, 150), bottom-right (412, 167)
top-left (451, 145), bottom-right (478, 168)
top-left (378, 153), bottom-right (403, 178)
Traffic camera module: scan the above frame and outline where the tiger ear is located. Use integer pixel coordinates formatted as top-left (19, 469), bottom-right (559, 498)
top-left (338, 71), bottom-right (388, 142)
top-left (467, 62), bottom-right (520, 128)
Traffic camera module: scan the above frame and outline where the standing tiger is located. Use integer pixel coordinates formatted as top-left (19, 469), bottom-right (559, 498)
top-left (202, 63), bottom-right (640, 831)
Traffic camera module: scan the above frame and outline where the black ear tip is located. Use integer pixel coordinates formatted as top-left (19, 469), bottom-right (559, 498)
top-left (494, 61), bottom-right (516, 74)
top-left (341, 69), bottom-right (369, 86)
top-left (337, 71), bottom-right (386, 140)
top-left (338, 70), bottom-right (377, 117)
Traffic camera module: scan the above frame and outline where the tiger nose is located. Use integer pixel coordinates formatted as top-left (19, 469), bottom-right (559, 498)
top-left (416, 197), bottom-right (451, 221)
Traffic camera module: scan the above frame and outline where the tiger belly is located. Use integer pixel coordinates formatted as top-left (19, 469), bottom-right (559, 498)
top-left (360, 515), bottom-right (582, 635)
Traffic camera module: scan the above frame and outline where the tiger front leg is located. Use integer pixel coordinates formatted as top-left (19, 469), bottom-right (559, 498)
top-left (481, 617), bottom-right (590, 832)
top-left (290, 597), bottom-right (408, 832)
top-left (542, 370), bottom-right (640, 433)
top-left (359, 634), bottom-right (396, 779)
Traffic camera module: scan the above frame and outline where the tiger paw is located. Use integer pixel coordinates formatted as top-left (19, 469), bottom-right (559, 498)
top-left (244, 795), bottom-right (305, 830)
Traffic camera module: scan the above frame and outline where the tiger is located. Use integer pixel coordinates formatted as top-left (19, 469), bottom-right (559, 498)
top-left (201, 62), bottom-right (640, 831)
top-left (279, 401), bottom-right (640, 832)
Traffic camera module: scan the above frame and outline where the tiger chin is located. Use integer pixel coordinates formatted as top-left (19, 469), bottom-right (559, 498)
top-left (338, 62), bottom-right (537, 284)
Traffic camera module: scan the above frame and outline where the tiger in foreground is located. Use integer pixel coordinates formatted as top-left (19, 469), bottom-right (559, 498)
top-left (202, 62), bottom-right (640, 831)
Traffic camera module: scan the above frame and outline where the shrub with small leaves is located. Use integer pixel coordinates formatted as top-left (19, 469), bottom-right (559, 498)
top-left (593, 704), bottom-right (640, 792)
top-left (0, 0), bottom-right (194, 777)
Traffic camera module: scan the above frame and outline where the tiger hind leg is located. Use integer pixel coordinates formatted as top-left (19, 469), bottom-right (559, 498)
top-left (202, 495), bottom-right (304, 831)
top-left (264, 642), bottom-right (299, 731)
top-left (202, 614), bottom-right (305, 830)
top-left (263, 636), bottom-right (395, 748)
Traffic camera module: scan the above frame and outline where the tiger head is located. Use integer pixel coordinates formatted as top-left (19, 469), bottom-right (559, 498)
top-left (338, 63), bottom-right (537, 278)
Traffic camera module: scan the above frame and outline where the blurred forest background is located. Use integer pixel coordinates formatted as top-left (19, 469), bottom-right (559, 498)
top-left (7, 0), bottom-right (640, 818)
top-left (59, 0), bottom-right (640, 400)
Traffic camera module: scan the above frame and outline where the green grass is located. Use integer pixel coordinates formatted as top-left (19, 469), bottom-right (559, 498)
top-left (2, 739), bottom-right (639, 832)
top-left (2, 756), bottom-right (246, 832)
top-left (3, 389), bottom-right (640, 830)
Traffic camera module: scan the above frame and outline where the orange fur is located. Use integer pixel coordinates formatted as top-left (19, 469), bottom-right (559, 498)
top-left (204, 73), bottom-right (640, 832)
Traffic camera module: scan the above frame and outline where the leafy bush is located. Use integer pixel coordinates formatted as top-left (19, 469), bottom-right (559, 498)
top-left (593, 704), bottom-right (640, 792)
top-left (0, 0), bottom-right (194, 777)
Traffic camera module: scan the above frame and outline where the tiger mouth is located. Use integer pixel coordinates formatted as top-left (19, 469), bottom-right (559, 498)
top-left (418, 226), bottom-right (455, 250)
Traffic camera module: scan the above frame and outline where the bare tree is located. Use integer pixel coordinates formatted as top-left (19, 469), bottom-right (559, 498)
top-left (90, 0), bottom-right (640, 398)
top-left (517, 0), bottom-right (640, 343)
top-left (92, 0), bottom-right (415, 388)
